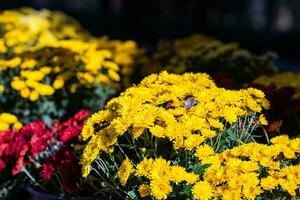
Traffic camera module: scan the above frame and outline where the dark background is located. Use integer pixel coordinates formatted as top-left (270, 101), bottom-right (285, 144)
top-left (1, 0), bottom-right (300, 70)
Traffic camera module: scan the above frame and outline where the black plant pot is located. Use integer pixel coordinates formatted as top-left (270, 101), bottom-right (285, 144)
top-left (25, 186), bottom-right (99, 200)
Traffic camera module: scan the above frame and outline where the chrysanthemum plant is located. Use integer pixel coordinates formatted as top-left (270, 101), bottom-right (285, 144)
top-left (78, 72), bottom-right (300, 199)
top-left (0, 110), bottom-right (100, 198)
top-left (253, 72), bottom-right (300, 136)
top-left (141, 34), bottom-right (277, 86)
top-left (0, 8), bottom-right (142, 125)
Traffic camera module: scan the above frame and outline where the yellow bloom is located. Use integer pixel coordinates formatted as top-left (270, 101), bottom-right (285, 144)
top-left (20, 59), bottom-right (37, 69)
top-left (20, 87), bottom-right (30, 98)
top-left (184, 134), bottom-right (205, 150)
top-left (80, 71), bottom-right (268, 177)
top-left (0, 122), bottom-right (9, 131)
top-left (11, 80), bottom-right (26, 90)
top-left (172, 137), bottom-right (184, 150)
top-left (0, 113), bottom-right (18, 124)
top-left (29, 90), bottom-right (39, 101)
top-left (0, 113), bottom-right (21, 131)
top-left (136, 158), bottom-right (154, 178)
top-left (12, 121), bottom-right (23, 130)
top-left (254, 72), bottom-right (300, 99)
top-left (270, 135), bottom-right (290, 145)
top-left (39, 66), bottom-right (52, 74)
top-left (170, 166), bottom-right (189, 184)
top-left (195, 144), bottom-right (215, 161)
top-left (96, 74), bottom-right (110, 84)
top-left (138, 184), bottom-right (151, 198)
top-left (260, 176), bottom-right (278, 190)
top-left (21, 70), bottom-right (45, 81)
top-left (0, 57), bottom-right (21, 69)
top-left (258, 114), bottom-right (268, 125)
top-left (53, 78), bottom-right (64, 89)
top-left (0, 85), bottom-right (4, 93)
top-left (222, 107), bottom-right (238, 124)
top-left (150, 158), bottom-right (172, 180)
top-left (184, 172), bottom-right (199, 185)
top-left (107, 69), bottom-right (120, 81)
top-left (37, 84), bottom-right (55, 96)
top-left (170, 166), bottom-right (198, 185)
top-left (150, 179), bottom-right (172, 200)
top-left (117, 158), bottom-right (133, 186)
top-left (0, 39), bottom-right (7, 53)
top-left (192, 181), bottom-right (213, 200)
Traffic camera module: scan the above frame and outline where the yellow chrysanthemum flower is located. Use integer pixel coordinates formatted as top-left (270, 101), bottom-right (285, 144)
top-left (192, 181), bottom-right (213, 200)
top-left (135, 158), bottom-right (154, 178)
top-left (138, 184), bottom-right (151, 198)
top-left (0, 113), bottom-right (22, 131)
top-left (80, 72), bottom-right (269, 177)
top-left (0, 113), bottom-right (18, 124)
top-left (117, 158), bottom-right (133, 186)
top-left (150, 158), bottom-right (172, 181)
top-left (195, 144), bottom-right (215, 161)
top-left (258, 114), bottom-right (268, 125)
top-left (0, 84), bottom-right (4, 92)
top-left (150, 179), bottom-right (172, 200)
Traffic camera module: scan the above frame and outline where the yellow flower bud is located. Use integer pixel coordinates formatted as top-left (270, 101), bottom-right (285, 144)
top-left (14, 46), bottom-right (24, 54)
top-left (0, 40), bottom-right (7, 53)
top-left (103, 61), bottom-right (119, 71)
top-left (108, 69), bottom-right (120, 81)
top-left (37, 84), bottom-right (55, 96)
top-left (96, 74), bottom-right (110, 84)
top-left (0, 113), bottom-right (18, 124)
top-left (40, 66), bottom-right (52, 74)
top-left (53, 66), bottom-right (61, 73)
top-left (53, 78), bottom-right (64, 89)
top-left (0, 85), bottom-right (4, 93)
top-left (1, 57), bottom-right (22, 68)
top-left (25, 80), bottom-right (40, 88)
top-left (20, 87), bottom-right (30, 98)
top-left (29, 90), bottom-right (39, 101)
top-left (21, 59), bottom-right (37, 69)
top-left (11, 80), bottom-right (26, 90)
top-left (21, 70), bottom-right (45, 81)
top-left (12, 122), bottom-right (23, 130)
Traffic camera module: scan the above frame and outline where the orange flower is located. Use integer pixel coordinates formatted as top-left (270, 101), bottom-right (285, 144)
top-left (267, 120), bottom-right (283, 132)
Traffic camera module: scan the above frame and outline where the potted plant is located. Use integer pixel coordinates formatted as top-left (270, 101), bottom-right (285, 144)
top-left (0, 110), bottom-right (101, 199)
top-left (77, 72), bottom-right (300, 199)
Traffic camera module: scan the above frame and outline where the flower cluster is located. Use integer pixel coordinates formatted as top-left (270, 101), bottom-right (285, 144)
top-left (0, 113), bottom-right (22, 131)
top-left (1, 7), bottom-right (300, 200)
top-left (0, 109), bottom-right (89, 174)
top-left (79, 72), bottom-right (273, 199)
top-left (2, 40), bottom-right (120, 100)
top-left (0, 7), bottom-right (89, 55)
top-left (0, 120), bottom-right (53, 174)
top-left (253, 72), bottom-right (300, 136)
top-left (254, 72), bottom-right (300, 99)
top-left (192, 135), bottom-right (300, 199)
top-left (0, 109), bottom-right (93, 196)
top-left (0, 8), bottom-right (142, 123)
top-left (112, 135), bottom-right (300, 200)
top-left (37, 110), bottom-right (91, 194)
top-left (142, 34), bottom-right (277, 85)
top-left (134, 157), bottom-right (198, 199)
top-left (95, 36), bottom-right (145, 87)
top-left (80, 71), bottom-right (269, 177)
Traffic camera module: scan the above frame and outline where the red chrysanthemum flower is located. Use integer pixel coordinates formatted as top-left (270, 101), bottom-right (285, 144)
top-left (40, 162), bottom-right (56, 180)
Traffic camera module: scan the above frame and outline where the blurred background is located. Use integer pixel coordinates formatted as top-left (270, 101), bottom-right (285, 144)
top-left (1, 0), bottom-right (300, 70)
